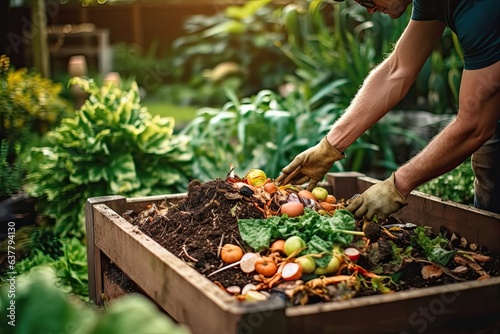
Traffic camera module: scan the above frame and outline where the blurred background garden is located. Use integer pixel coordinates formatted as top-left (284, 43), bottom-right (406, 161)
top-left (0, 0), bottom-right (475, 332)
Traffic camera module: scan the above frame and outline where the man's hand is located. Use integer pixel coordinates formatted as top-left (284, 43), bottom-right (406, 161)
top-left (346, 173), bottom-right (408, 220)
top-left (276, 137), bottom-right (345, 190)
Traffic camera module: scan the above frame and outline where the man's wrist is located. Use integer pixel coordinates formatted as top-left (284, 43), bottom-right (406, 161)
top-left (393, 169), bottom-right (412, 198)
top-left (326, 131), bottom-right (348, 153)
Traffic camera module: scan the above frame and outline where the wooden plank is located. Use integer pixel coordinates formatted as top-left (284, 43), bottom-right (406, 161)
top-left (355, 176), bottom-right (500, 254)
top-left (103, 271), bottom-right (128, 301)
top-left (87, 174), bottom-right (500, 333)
top-left (326, 172), bottom-right (365, 201)
top-left (131, 3), bottom-right (143, 46)
top-left (125, 193), bottom-right (187, 213)
top-left (85, 196), bottom-right (127, 305)
top-left (92, 203), bottom-right (287, 334)
top-left (285, 277), bottom-right (500, 333)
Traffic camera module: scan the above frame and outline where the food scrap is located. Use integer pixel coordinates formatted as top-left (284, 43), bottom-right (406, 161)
top-left (126, 168), bottom-right (500, 306)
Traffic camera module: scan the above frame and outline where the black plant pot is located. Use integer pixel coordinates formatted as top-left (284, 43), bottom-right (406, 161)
top-left (0, 193), bottom-right (37, 240)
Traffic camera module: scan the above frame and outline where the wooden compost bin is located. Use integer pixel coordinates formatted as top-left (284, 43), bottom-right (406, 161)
top-left (85, 172), bottom-right (500, 334)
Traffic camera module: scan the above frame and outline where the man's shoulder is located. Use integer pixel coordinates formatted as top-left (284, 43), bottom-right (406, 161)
top-left (411, 0), bottom-right (442, 21)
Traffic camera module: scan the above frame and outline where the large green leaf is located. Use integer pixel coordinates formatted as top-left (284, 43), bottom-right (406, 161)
top-left (25, 78), bottom-right (194, 241)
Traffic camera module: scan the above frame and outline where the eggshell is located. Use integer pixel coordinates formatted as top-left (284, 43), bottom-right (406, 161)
top-left (280, 202), bottom-right (304, 217)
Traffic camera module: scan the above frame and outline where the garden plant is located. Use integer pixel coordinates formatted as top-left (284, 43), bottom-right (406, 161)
top-left (0, 0), bottom-right (477, 331)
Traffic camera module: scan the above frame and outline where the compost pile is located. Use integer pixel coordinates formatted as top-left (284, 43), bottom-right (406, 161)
top-left (126, 176), bottom-right (500, 306)
top-left (126, 178), bottom-right (262, 286)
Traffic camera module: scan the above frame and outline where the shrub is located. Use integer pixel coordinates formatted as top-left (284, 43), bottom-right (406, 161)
top-left (171, 0), bottom-right (293, 105)
top-left (13, 235), bottom-right (88, 299)
top-left (418, 160), bottom-right (475, 206)
top-left (0, 140), bottom-right (23, 197)
top-left (0, 267), bottom-right (190, 334)
top-left (182, 88), bottom-right (337, 180)
top-left (0, 56), bottom-right (72, 157)
top-left (24, 78), bottom-right (193, 239)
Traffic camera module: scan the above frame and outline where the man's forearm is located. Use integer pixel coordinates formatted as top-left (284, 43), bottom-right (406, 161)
top-left (396, 61), bottom-right (500, 197)
top-left (326, 56), bottom-right (417, 152)
top-left (395, 118), bottom-right (482, 196)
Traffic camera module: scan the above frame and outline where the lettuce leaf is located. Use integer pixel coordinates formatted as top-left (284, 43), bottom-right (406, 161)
top-left (238, 208), bottom-right (356, 266)
top-left (411, 226), bottom-right (455, 266)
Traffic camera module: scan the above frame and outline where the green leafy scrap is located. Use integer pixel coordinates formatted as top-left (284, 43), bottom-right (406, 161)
top-left (238, 209), bottom-right (356, 267)
top-left (411, 226), bottom-right (455, 266)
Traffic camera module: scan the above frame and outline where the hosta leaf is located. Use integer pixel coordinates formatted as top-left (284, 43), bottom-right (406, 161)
top-left (87, 166), bottom-right (106, 183)
top-left (120, 123), bottom-right (143, 137)
top-left (110, 179), bottom-right (141, 194)
top-left (25, 78), bottom-right (193, 240)
top-left (110, 154), bottom-right (136, 181)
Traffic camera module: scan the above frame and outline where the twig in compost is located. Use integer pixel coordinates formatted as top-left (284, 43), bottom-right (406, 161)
top-left (207, 260), bottom-right (242, 278)
top-left (217, 233), bottom-right (225, 259)
top-left (231, 234), bottom-right (246, 252)
top-left (182, 245), bottom-right (199, 263)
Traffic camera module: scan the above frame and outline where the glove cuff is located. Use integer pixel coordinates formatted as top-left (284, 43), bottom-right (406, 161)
top-left (389, 172), bottom-right (408, 206)
top-left (322, 136), bottom-right (346, 161)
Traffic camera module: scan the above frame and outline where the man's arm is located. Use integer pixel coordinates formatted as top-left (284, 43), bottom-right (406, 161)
top-left (327, 19), bottom-right (446, 152)
top-left (276, 19), bottom-right (446, 189)
top-left (395, 60), bottom-right (500, 196)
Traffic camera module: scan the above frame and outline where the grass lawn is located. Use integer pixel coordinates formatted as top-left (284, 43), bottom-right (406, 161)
top-left (143, 100), bottom-right (199, 126)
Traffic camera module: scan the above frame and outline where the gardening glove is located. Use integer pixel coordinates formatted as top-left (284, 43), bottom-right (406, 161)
top-left (346, 173), bottom-right (408, 221)
top-left (276, 136), bottom-right (345, 191)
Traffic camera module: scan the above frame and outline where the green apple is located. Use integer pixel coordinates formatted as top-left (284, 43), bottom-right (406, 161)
top-left (295, 256), bottom-right (316, 274)
top-left (313, 256), bottom-right (340, 275)
top-left (284, 236), bottom-right (306, 257)
top-left (312, 186), bottom-right (329, 201)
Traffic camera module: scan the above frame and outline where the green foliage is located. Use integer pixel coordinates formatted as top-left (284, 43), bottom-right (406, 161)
top-left (90, 294), bottom-right (190, 334)
top-left (0, 267), bottom-right (190, 334)
top-left (181, 88), bottom-right (335, 180)
top-left (411, 226), bottom-right (455, 266)
top-left (24, 78), bottom-right (193, 239)
top-left (278, 2), bottom-right (411, 108)
top-left (417, 160), bottom-right (475, 206)
top-left (0, 140), bottom-right (23, 196)
top-left (238, 209), bottom-right (355, 267)
top-left (112, 41), bottom-right (172, 93)
top-left (416, 29), bottom-right (463, 114)
top-left (13, 236), bottom-right (88, 300)
top-left (0, 63), bottom-right (73, 156)
top-left (171, 0), bottom-right (293, 105)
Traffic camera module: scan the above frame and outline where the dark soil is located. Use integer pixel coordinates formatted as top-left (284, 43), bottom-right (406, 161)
top-left (126, 178), bottom-right (500, 304)
top-left (129, 178), bottom-right (265, 287)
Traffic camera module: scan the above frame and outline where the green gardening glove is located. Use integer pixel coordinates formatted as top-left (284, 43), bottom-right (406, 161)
top-left (346, 173), bottom-right (408, 221)
top-left (276, 137), bottom-right (345, 191)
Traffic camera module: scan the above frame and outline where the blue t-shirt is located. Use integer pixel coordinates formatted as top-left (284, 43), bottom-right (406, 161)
top-left (412, 0), bottom-right (500, 70)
